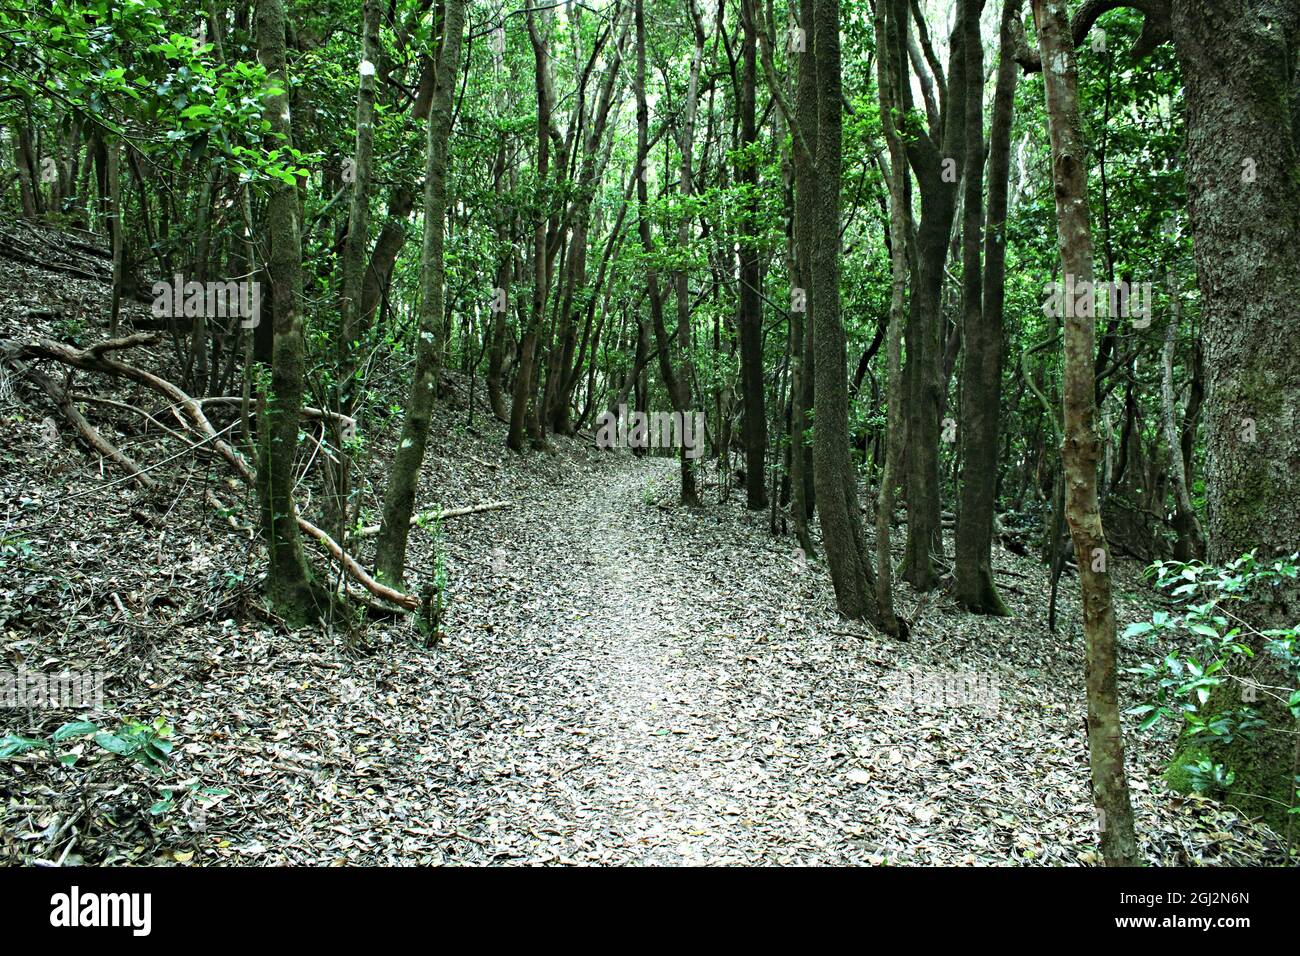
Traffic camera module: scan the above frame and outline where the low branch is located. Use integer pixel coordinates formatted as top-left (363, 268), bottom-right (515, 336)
top-left (356, 500), bottom-right (512, 538)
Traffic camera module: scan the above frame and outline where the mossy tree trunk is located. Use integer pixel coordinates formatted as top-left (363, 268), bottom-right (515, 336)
top-left (254, 0), bottom-right (325, 622)
top-left (373, 0), bottom-right (466, 587)
top-left (1168, 0), bottom-right (1300, 833)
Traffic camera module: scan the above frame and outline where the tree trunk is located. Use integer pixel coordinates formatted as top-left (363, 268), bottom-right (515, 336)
top-left (254, 0), bottom-right (326, 621)
top-left (1170, 1), bottom-right (1300, 567)
top-left (373, 0), bottom-right (466, 586)
top-left (955, 0), bottom-right (1011, 616)
top-left (634, 0), bottom-right (698, 504)
top-left (1161, 269), bottom-right (1206, 561)
top-left (737, 0), bottom-right (768, 509)
top-left (509, 7), bottom-right (556, 453)
top-left (789, 0), bottom-right (819, 548)
top-left (1032, 0), bottom-right (1140, 867)
top-left (900, 6), bottom-right (968, 592)
top-left (872, 0), bottom-right (915, 636)
top-left (810, 0), bottom-right (880, 624)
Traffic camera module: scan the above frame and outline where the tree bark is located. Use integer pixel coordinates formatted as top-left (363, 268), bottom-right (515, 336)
top-left (810, 0), bottom-right (880, 624)
top-left (900, 4), bottom-right (968, 591)
top-left (1032, 0), bottom-right (1140, 867)
top-left (737, 0), bottom-right (768, 509)
top-left (955, 0), bottom-right (1012, 616)
top-left (373, 0), bottom-right (466, 586)
top-left (1169, 1), bottom-right (1300, 567)
top-left (254, 0), bottom-right (328, 622)
top-left (634, 0), bottom-right (698, 504)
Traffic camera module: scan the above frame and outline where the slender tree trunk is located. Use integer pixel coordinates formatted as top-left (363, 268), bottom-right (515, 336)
top-left (634, 0), bottom-right (698, 504)
top-left (338, 0), bottom-right (381, 413)
top-left (254, 0), bottom-right (325, 621)
top-left (810, 0), bottom-right (880, 624)
top-left (873, 0), bottom-right (912, 636)
top-left (486, 151), bottom-right (513, 424)
top-left (737, 0), bottom-right (768, 509)
top-left (955, 0), bottom-right (1012, 616)
top-left (106, 139), bottom-right (124, 338)
top-left (1033, 0), bottom-right (1140, 867)
top-left (900, 6), bottom-right (968, 591)
top-left (1161, 269), bottom-right (1205, 561)
top-left (509, 7), bottom-right (556, 452)
top-left (373, 0), bottom-right (466, 586)
top-left (789, 0), bottom-right (819, 547)
top-left (332, 0), bottom-right (382, 540)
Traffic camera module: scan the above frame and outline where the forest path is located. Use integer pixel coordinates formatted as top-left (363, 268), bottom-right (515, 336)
top-left (461, 456), bottom-right (852, 864)
top-left (429, 451), bottom-right (1072, 864)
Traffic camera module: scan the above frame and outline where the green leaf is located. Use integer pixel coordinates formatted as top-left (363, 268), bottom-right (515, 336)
top-left (52, 720), bottom-right (99, 742)
top-left (0, 735), bottom-right (47, 758)
top-left (93, 732), bottom-right (138, 755)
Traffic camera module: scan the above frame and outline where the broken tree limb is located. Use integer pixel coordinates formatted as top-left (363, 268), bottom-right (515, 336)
top-left (68, 393), bottom-right (196, 446)
top-left (356, 500), bottom-right (512, 538)
top-left (0, 335), bottom-right (417, 611)
top-left (296, 516), bottom-right (416, 609)
top-left (13, 359), bottom-right (154, 489)
top-left (198, 395), bottom-right (356, 432)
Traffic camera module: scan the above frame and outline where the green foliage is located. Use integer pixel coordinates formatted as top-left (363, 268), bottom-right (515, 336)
top-left (1, 715), bottom-right (174, 772)
top-left (1126, 552), bottom-right (1300, 825)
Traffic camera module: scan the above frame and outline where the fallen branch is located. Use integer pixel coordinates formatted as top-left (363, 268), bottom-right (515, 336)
top-left (2, 335), bottom-right (416, 611)
top-left (356, 500), bottom-right (512, 538)
top-left (69, 393), bottom-right (196, 446)
top-left (14, 359), bottom-right (153, 489)
top-left (199, 395), bottom-right (355, 431)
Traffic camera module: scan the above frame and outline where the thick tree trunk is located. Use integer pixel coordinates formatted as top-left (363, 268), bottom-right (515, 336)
top-left (955, 0), bottom-right (1011, 616)
top-left (1168, 0), bottom-right (1299, 831)
top-left (1033, 0), bottom-right (1140, 867)
top-left (1170, 1), bottom-right (1300, 566)
top-left (810, 0), bottom-right (880, 624)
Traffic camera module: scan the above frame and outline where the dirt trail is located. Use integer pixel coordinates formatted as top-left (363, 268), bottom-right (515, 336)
top-left (464, 457), bottom-right (851, 863)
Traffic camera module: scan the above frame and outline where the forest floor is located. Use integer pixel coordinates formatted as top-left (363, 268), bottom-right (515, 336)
top-left (0, 226), bottom-right (1289, 866)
